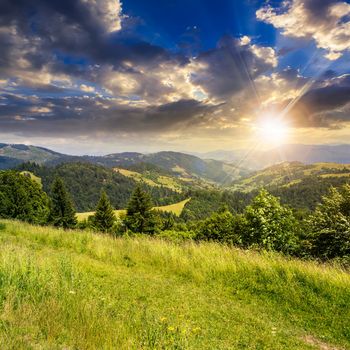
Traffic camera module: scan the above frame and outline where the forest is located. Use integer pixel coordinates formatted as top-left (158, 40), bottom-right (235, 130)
top-left (1, 163), bottom-right (350, 264)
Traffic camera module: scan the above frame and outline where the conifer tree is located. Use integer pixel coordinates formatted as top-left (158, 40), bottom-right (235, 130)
top-left (49, 177), bottom-right (77, 229)
top-left (125, 186), bottom-right (158, 234)
top-left (92, 190), bottom-right (116, 233)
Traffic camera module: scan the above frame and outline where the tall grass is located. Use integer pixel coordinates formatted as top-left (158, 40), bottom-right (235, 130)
top-left (0, 219), bottom-right (349, 349)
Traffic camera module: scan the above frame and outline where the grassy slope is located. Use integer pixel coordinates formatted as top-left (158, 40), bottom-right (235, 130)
top-left (76, 198), bottom-right (191, 221)
top-left (154, 198), bottom-right (191, 216)
top-left (114, 168), bottom-right (183, 193)
top-left (0, 220), bottom-right (349, 349)
top-left (231, 162), bottom-right (350, 192)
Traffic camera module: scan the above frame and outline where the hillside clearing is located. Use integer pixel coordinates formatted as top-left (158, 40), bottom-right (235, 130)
top-left (154, 198), bottom-right (191, 216)
top-left (0, 220), bottom-right (349, 349)
top-left (76, 198), bottom-right (191, 221)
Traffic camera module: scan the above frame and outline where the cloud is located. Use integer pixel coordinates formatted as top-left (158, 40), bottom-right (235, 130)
top-left (2, 0), bottom-right (350, 151)
top-left (84, 0), bottom-right (122, 33)
top-left (80, 84), bottom-right (96, 93)
top-left (190, 36), bottom-right (277, 99)
top-left (288, 74), bottom-right (350, 127)
top-left (257, 0), bottom-right (350, 60)
top-left (0, 93), bottom-right (220, 137)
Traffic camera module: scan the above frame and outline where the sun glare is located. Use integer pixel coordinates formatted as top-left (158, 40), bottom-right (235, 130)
top-left (256, 117), bottom-right (289, 146)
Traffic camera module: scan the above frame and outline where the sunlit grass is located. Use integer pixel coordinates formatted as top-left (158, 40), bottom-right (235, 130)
top-left (0, 219), bottom-right (349, 349)
top-left (76, 198), bottom-right (191, 221)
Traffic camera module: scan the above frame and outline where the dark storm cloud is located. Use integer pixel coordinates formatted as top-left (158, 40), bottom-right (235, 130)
top-left (0, 93), bottom-right (218, 136)
top-left (0, 0), bottom-right (175, 81)
top-left (191, 36), bottom-right (276, 99)
top-left (288, 74), bottom-right (350, 127)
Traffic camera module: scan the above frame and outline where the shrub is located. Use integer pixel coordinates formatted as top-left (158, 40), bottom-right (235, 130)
top-left (197, 207), bottom-right (242, 244)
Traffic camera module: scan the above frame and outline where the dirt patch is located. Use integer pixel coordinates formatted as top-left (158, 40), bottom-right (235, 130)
top-left (302, 335), bottom-right (345, 350)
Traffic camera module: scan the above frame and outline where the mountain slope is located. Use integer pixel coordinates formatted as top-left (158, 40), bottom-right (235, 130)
top-left (0, 144), bottom-right (247, 184)
top-left (195, 144), bottom-right (350, 169)
top-left (17, 162), bottom-right (183, 212)
top-left (1, 219), bottom-right (349, 349)
top-left (231, 161), bottom-right (350, 192)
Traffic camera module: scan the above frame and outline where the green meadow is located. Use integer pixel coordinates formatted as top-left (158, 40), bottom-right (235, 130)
top-left (76, 198), bottom-right (191, 221)
top-left (0, 219), bottom-right (349, 349)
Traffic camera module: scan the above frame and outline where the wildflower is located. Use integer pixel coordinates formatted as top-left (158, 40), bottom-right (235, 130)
top-left (167, 326), bottom-right (175, 332)
top-left (69, 290), bottom-right (76, 294)
top-left (160, 316), bottom-right (167, 323)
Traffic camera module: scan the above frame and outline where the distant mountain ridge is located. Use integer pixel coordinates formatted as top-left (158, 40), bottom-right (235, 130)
top-left (0, 144), bottom-right (248, 184)
top-left (194, 144), bottom-right (350, 169)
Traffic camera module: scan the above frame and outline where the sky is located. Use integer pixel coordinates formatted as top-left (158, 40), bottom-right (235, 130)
top-left (1, 0), bottom-right (350, 155)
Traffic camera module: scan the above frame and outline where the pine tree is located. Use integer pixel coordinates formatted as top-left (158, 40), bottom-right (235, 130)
top-left (92, 190), bottom-right (116, 233)
top-left (49, 177), bottom-right (77, 229)
top-left (125, 186), bottom-right (158, 234)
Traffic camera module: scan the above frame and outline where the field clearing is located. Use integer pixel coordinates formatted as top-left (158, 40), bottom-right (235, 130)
top-left (77, 198), bottom-right (191, 221)
top-left (114, 168), bottom-right (159, 187)
top-left (154, 198), bottom-right (191, 216)
top-left (0, 219), bottom-right (349, 349)
top-left (319, 173), bottom-right (350, 178)
top-left (114, 168), bottom-right (182, 192)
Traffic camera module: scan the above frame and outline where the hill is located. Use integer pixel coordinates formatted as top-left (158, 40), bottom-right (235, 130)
top-left (17, 162), bottom-right (184, 212)
top-left (0, 219), bottom-right (349, 349)
top-left (227, 162), bottom-right (350, 211)
top-left (194, 144), bottom-right (350, 169)
top-left (0, 143), bottom-right (247, 184)
top-left (231, 161), bottom-right (350, 192)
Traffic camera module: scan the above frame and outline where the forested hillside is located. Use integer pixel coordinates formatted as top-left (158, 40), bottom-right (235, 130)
top-left (17, 162), bottom-right (184, 212)
top-left (0, 144), bottom-right (247, 184)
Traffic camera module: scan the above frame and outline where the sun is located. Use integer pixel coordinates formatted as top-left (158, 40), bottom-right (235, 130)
top-left (256, 117), bottom-right (289, 146)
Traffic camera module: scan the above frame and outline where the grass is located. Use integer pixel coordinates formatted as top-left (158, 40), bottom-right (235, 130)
top-left (20, 171), bottom-right (42, 187)
top-left (77, 209), bottom-right (125, 221)
top-left (0, 219), bottom-right (349, 349)
top-left (114, 168), bottom-right (182, 192)
top-left (76, 198), bottom-right (191, 221)
top-left (114, 168), bottom-right (160, 187)
top-left (154, 198), bottom-right (191, 216)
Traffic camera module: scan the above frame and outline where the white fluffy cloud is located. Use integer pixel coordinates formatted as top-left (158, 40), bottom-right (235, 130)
top-left (82, 0), bottom-right (122, 32)
top-left (257, 0), bottom-right (350, 60)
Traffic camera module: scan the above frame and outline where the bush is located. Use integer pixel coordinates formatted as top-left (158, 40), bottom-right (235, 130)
top-left (197, 207), bottom-right (242, 244)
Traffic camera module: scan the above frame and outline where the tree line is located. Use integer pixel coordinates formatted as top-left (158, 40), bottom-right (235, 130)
top-left (0, 170), bottom-right (349, 263)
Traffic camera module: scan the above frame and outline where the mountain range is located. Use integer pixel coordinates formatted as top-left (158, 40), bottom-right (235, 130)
top-left (0, 143), bottom-right (247, 184)
top-left (194, 144), bottom-right (350, 169)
